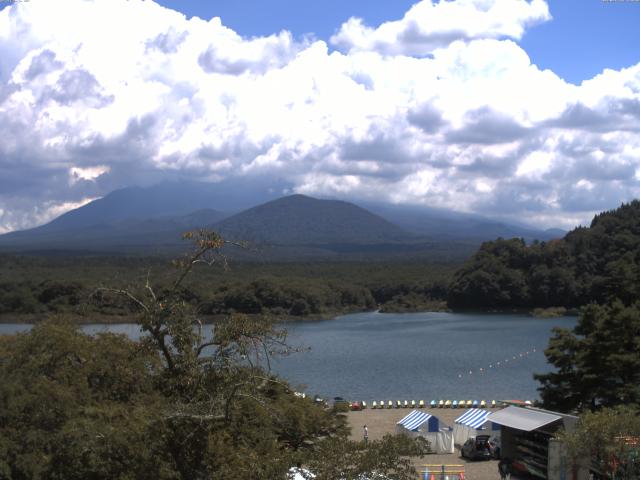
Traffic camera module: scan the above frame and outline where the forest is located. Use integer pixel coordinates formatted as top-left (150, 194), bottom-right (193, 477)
top-left (448, 200), bottom-right (640, 310)
top-left (0, 256), bottom-right (453, 322)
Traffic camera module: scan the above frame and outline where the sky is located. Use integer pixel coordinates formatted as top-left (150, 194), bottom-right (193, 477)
top-left (0, 0), bottom-right (639, 233)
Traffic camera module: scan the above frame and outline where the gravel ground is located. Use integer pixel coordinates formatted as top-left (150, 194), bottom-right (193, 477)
top-left (345, 407), bottom-right (528, 480)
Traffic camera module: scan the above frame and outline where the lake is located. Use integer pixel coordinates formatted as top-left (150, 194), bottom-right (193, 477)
top-left (0, 311), bottom-right (576, 402)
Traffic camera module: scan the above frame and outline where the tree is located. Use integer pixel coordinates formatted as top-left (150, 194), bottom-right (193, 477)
top-left (302, 434), bottom-right (430, 480)
top-left (448, 201), bottom-right (640, 310)
top-left (0, 230), bottom-right (430, 479)
top-left (0, 318), bottom-right (171, 480)
top-left (559, 406), bottom-right (640, 480)
top-left (535, 301), bottom-right (640, 412)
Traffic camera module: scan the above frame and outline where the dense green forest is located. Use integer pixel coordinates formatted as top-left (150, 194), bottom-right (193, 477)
top-left (0, 255), bottom-right (454, 322)
top-left (448, 201), bottom-right (640, 309)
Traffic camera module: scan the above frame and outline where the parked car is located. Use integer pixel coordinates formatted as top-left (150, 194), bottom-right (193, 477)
top-left (333, 396), bottom-right (350, 409)
top-left (461, 435), bottom-right (492, 461)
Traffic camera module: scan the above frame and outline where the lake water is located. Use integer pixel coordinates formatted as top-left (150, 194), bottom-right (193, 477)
top-left (0, 311), bottom-right (576, 402)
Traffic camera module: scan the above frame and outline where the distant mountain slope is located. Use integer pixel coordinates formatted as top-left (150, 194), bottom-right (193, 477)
top-left (213, 194), bottom-right (411, 245)
top-left (364, 202), bottom-right (564, 242)
top-left (448, 200), bottom-right (640, 309)
top-left (0, 181), bottom-right (565, 259)
top-left (31, 181), bottom-right (255, 233)
top-left (0, 208), bottom-right (226, 250)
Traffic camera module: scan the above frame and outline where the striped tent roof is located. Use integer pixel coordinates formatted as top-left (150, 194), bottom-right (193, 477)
top-left (397, 410), bottom-right (432, 431)
top-left (455, 408), bottom-right (491, 429)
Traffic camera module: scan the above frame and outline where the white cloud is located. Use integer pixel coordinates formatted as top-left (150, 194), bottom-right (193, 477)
top-left (0, 197), bottom-right (97, 234)
top-left (69, 165), bottom-right (110, 183)
top-left (516, 151), bottom-right (552, 178)
top-left (0, 0), bottom-right (639, 233)
top-left (330, 0), bottom-right (551, 56)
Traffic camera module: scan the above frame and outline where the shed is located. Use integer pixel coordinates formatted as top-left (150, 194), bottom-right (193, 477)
top-left (453, 408), bottom-right (501, 446)
top-left (489, 405), bottom-right (587, 480)
top-left (396, 410), bottom-right (454, 454)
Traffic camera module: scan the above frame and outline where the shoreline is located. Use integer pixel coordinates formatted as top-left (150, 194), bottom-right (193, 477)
top-left (0, 304), bottom-right (578, 325)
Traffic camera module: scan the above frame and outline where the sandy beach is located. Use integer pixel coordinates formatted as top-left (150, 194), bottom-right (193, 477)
top-left (345, 407), bottom-right (524, 480)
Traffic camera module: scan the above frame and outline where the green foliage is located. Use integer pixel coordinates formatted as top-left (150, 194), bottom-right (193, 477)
top-left (0, 319), bottom-right (170, 480)
top-left (0, 231), bottom-right (431, 479)
top-left (559, 406), bottom-right (640, 479)
top-left (303, 434), bottom-right (430, 480)
top-left (449, 201), bottom-right (640, 309)
top-left (535, 301), bottom-right (640, 412)
top-left (0, 257), bottom-right (457, 321)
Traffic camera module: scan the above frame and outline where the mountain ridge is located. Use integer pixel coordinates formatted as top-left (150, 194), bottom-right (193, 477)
top-left (0, 182), bottom-right (565, 259)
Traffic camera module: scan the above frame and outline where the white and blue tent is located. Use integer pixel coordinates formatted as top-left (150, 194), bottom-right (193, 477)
top-left (453, 408), bottom-right (501, 446)
top-left (396, 410), bottom-right (454, 454)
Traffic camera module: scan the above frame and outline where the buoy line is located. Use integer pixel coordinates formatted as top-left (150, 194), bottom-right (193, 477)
top-left (456, 347), bottom-right (539, 379)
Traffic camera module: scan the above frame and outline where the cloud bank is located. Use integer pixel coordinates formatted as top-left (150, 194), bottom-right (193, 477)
top-left (0, 0), bottom-right (639, 232)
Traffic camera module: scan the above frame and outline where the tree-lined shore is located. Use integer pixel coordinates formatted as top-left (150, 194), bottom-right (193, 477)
top-left (0, 257), bottom-right (454, 322)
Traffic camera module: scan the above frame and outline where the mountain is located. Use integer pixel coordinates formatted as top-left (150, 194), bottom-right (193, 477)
top-left (0, 182), bottom-right (565, 259)
top-left (214, 194), bottom-right (410, 245)
top-left (0, 208), bottom-right (226, 251)
top-left (363, 202), bottom-right (564, 242)
top-left (29, 180), bottom-right (276, 234)
top-left (0, 193), bottom-right (417, 255)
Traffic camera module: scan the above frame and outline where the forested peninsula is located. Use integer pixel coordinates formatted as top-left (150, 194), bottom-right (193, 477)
top-left (448, 200), bottom-right (640, 310)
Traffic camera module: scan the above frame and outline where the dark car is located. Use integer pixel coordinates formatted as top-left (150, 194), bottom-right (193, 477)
top-left (333, 396), bottom-right (350, 409)
top-left (461, 435), bottom-right (492, 461)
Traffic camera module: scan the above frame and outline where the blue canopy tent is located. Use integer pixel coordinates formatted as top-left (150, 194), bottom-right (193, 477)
top-left (396, 410), bottom-right (454, 453)
top-left (453, 408), bottom-right (500, 446)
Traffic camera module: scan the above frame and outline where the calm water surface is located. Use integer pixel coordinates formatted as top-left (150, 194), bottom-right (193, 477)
top-left (272, 311), bottom-right (576, 402)
top-left (1, 311), bottom-right (575, 402)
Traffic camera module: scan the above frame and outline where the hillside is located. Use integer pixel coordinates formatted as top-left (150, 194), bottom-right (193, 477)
top-left (0, 182), bottom-right (563, 260)
top-left (447, 200), bottom-right (640, 309)
top-left (0, 209), bottom-right (226, 251)
top-left (365, 202), bottom-right (564, 242)
top-left (214, 194), bottom-right (410, 245)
